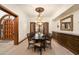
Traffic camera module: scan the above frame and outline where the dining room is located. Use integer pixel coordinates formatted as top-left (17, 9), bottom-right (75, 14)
top-left (0, 4), bottom-right (79, 55)
top-left (1, 0), bottom-right (79, 59)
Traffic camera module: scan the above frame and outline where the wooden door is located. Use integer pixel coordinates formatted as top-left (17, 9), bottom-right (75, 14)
top-left (43, 22), bottom-right (49, 35)
top-left (3, 19), bottom-right (14, 40)
top-left (30, 22), bottom-right (35, 34)
top-left (0, 15), bottom-right (18, 45)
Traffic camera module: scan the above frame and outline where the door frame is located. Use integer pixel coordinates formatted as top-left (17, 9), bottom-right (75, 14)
top-left (0, 4), bottom-right (19, 45)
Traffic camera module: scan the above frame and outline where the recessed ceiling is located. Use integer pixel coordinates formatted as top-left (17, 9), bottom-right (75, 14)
top-left (5, 4), bottom-right (72, 18)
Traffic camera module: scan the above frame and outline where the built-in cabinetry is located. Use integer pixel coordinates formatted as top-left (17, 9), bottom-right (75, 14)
top-left (43, 22), bottom-right (49, 35)
top-left (52, 31), bottom-right (79, 54)
top-left (30, 22), bottom-right (49, 35)
top-left (30, 22), bottom-right (36, 34)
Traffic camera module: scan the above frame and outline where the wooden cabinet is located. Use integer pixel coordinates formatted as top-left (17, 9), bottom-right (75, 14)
top-left (30, 22), bottom-right (35, 34)
top-left (52, 31), bottom-right (79, 54)
top-left (43, 22), bottom-right (49, 35)
top-left (30, 22), bottom-right (49, 34)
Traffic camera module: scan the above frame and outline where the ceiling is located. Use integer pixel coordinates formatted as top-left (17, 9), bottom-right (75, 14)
top-left (9, 4), bottom-right (70, 18)
top-left (4, 4), bottom-right (73, 18)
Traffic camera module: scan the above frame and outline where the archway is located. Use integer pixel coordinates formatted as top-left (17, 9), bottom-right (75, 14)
top-left (0, 5), bottom-right (19, 45)
top-left (0, 15), bottom-right (14, 40)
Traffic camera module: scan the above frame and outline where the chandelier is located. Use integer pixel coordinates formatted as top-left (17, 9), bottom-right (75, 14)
top-left (35, 7), bottom-right (44, 26)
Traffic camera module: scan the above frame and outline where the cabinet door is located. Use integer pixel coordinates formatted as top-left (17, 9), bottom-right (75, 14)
top-left (30, 22), bottom-right (35, 34)
top-left (43, 22), bottom-right (49, 35)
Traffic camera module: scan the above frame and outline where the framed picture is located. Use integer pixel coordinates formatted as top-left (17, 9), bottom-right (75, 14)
top-left (60, 15), bottom-right (73, 31)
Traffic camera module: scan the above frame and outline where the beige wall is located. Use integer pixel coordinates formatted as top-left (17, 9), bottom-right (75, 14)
top-left (0, 10), bottom-right (7, 18)
top-left (52, 9), bottom-right (79, 35)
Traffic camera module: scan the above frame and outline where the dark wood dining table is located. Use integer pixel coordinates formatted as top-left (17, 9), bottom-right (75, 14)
top-left (31, 33), bottom-right (48, 55)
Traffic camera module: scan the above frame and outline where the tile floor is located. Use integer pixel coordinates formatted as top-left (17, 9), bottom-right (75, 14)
top-left (0, 39), bottom-right (74, 55)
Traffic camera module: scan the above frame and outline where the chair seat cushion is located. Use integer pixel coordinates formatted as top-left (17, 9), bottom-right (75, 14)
top-left (34, 43), bottom-right (41, 47)
top-left (30, 41), bottom-right (34, 43)
top-left (46, 40), bottom-right (51, 43)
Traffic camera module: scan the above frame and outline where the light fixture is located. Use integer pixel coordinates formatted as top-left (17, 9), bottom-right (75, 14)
top-left (35, 7), bottom-right (44, 13)
top-left (35, 7), bottom-right (44, 33)
top-left (35, 7), bottom-right (44, 26)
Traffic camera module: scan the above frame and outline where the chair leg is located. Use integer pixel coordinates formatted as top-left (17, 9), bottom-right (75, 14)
top-left (39, 47), bottom-right (42, 55)
top-left (50, 43), bottom-right (52, 49)
top-left (43, 44), bottom-right (46, 51)
top-left (44, 47), bottom-right (46, 51)
top-left (27, 43), bottom-right (30, 49)
top-left (34, 46), bottom-right (37, 52)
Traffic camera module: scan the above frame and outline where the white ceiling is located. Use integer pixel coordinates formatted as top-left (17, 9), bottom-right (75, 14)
top-left (5, 4), bottom-right (73, 18)
top-left (11, 4), bottom-right (69, 18)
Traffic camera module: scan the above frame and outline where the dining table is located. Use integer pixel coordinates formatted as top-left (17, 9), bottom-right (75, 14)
top-left (31, 33), bottom-right (48, 55)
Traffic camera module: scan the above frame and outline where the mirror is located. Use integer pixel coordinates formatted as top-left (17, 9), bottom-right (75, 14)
top-left (60, 15), bottom-right (73, 31)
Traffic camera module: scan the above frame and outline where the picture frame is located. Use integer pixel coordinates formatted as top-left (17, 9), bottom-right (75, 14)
top-left (60, 15), bottom-right (73, 31)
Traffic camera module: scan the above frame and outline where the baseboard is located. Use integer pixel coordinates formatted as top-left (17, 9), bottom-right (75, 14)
top-left (19, 37), bottom-right (27, 44)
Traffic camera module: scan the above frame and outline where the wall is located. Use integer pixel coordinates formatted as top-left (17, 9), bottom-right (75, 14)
top-left (52, 9), bottom-right (79, 35)
top-left (0, 10), bottom-right (7, 18)
top-left (52, 4), bottom-right (73, 20)
top-left (3, 5), bottom-right (28, 42)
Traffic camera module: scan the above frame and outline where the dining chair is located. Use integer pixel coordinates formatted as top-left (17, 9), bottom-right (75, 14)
top-left (27, 33), bottom-right (34, 49)
top-left (33, 40), bottom-right (46, 52)
top-left (30, 32), bottom-right (35, 37)
top-left (45, 33), bottom-right (52, 49)
top-left (33, 42), bottom-right (41, 52)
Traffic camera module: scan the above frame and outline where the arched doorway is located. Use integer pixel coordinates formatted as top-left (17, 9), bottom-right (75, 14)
top-left (0, 15), bottom-right (15, 40)
top-left (0, 5), bottom-right (19, 45)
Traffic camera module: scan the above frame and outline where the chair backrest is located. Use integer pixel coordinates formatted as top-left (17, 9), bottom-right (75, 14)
top-left (30, 32), bottom-right (35, 37)
top-left (27, 33), bottom-right (31, 41)
top-left (44, 33), bottom-right (52, 40)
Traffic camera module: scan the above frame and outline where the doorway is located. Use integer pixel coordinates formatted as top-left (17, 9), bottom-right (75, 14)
top-left (0, 5), bottom-right (19, 45)
top-left (0, 15), bottom-right (14, 40)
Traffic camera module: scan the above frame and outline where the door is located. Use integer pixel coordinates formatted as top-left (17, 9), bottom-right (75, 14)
top-left (0, 15), bottom-right (15, 41)
top-left (3, 19), bottom-right (14, 40)
top-left (30, 22), bottom-right (35, 34)
top-left (43, 22), bottom-right (49, 35)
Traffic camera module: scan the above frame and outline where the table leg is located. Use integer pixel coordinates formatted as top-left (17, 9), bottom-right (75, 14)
top-left (39, 47), bottom-right (42, 55)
